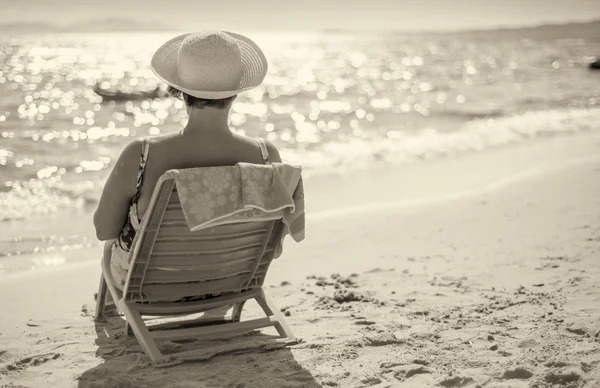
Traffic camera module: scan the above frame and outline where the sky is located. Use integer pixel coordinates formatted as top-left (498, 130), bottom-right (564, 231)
top-left (0, 0), bottom-right (599, 32)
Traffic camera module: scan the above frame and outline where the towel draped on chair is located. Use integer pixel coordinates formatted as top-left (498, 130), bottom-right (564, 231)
top-left (164, 163), bottom-right (305, 256)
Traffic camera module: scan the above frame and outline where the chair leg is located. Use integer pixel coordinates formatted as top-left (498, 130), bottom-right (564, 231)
top-left (232, 301), bottom-right (246, 322)
top-left (254, 291), bottom-right (274, 315)
top-left (121, 303), bottom-right (162, 362)
top-left (255, 289), bottom-right (296, 340)
top-left (95, 274), bottom-right (108, 320)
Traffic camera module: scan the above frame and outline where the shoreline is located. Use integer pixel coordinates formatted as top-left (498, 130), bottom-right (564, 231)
top-left (2, 130), bottom-right (600, 276)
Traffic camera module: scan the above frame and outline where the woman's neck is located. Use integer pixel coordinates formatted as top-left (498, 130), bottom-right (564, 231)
top-left (181, 106), bottom-right (233, 137)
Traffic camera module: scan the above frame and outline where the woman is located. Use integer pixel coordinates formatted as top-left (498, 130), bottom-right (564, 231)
top-left (93, 31), bottom-right (281, 291)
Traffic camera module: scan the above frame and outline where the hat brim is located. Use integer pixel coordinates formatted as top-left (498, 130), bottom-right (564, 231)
top-left (151, 31), bottom-right (268, 99)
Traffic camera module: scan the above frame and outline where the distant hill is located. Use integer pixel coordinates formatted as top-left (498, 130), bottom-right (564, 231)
top-left (319, 19), bottom-right (600, 39)
top-left (430, 19), bottom-right (600, 39)
top-left (0, 18), bottom-right (175, 34)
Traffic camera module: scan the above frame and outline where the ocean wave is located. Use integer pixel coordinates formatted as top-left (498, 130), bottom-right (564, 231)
top-left (283, 107), bottom-right (600, 176)
top-left (1, 107), bottom-right (599, 221)
top-left (0, 234), bottom-right (100, 257)
top-left (0, 178), bottom-right (100, 221)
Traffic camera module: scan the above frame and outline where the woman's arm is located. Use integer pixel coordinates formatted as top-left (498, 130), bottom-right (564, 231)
top-left (93, 139), bottom-right (143, 240)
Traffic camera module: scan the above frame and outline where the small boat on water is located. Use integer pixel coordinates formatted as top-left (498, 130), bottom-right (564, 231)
top-left (93, 85), bottom-right (167, 101)
top-left (589, 60), bottom-right (600, 70)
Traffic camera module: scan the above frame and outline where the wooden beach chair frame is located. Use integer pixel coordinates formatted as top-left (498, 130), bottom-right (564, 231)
top-left (94, 173), bottom-right (295, 361)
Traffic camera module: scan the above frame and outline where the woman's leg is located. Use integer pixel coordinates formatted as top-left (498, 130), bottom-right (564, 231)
top-left (104, 240), bottom-right (120, 305)
top-left (96, 240), bottom-right (117, 319)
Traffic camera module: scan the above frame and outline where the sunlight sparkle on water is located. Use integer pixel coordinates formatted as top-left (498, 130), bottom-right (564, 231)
top-left (0, 31), bottom-right (599, 225)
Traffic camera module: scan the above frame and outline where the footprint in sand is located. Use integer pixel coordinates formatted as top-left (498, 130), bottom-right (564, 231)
top-left (346, 332), bottom-right (406, 348)
top-left (356, 375), bottom-right (382, 386)
top-left (437, 376), bottom-right (475, 387)
top-left (564, 326), bottom-right (588, 336)
top-left (517, 339), bottom-right (539, 348)
top-left (531, 368), bottom-right (583, 387)
top-left (502, 366), bottom-right (534, 380)
top-left (353, 319), bottom-right (376, 326)
top-left (393, 364), bottom-right (431, 380)
top-left (544, 360), bottom-right (569, 368)
top-left (1, 352), bottom-right (61, 373)
top-left (354, 321), bottom-right (377, 326)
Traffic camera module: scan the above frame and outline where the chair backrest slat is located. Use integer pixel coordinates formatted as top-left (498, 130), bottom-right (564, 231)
top-left (131, 259), bottom-right (272, 284)
top-left (147, 251), bottom-right (260, 267)
top-left (167, 192), bottom-right (180, 206)
top-left (151, 240), bottom-right (263, 254)
top-left (156, 224), bottom-right (271, 239)
top-left (123, 173), bottom-right (285, 303)
top-left (162, 208), bottom-right (187, 222)
top-left (134, 274), bottom-right (267, 301)
top-left (127, 261), bottom-right (271, 285)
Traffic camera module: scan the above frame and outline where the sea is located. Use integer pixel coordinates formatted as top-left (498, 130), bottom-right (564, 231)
top-left (1, 27), bottom-right (599, 268)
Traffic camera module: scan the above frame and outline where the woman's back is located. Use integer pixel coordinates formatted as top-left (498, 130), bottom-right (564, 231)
top-left (136, 131), bottom-right (281, 219)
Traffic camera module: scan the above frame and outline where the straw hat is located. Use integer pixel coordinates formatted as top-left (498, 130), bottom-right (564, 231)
top-left (151, 31), bottom-right (267, 99)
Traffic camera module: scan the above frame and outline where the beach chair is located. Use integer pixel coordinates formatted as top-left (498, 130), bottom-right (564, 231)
top-left (94, 172), bottom-right (296, 362)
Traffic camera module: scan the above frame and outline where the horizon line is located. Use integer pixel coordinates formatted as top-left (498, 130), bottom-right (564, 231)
top-left (0, 17), bottom-right (598, 35)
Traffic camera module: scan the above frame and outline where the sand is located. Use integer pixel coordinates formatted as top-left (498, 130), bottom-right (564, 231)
top-left (1, 132), bottom-right (600, 388)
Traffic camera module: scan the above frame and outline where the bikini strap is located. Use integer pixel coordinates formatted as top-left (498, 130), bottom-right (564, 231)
top-left (256, 138), bottom-right (270, 165)
top-left (131, 138), bottom-right (150, 204)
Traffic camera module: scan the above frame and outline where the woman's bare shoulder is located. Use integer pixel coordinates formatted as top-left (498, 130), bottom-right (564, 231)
top-left (117, 137), bottom-right (145, 167)
top-left (144, 131), bottom-right (180, 145)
